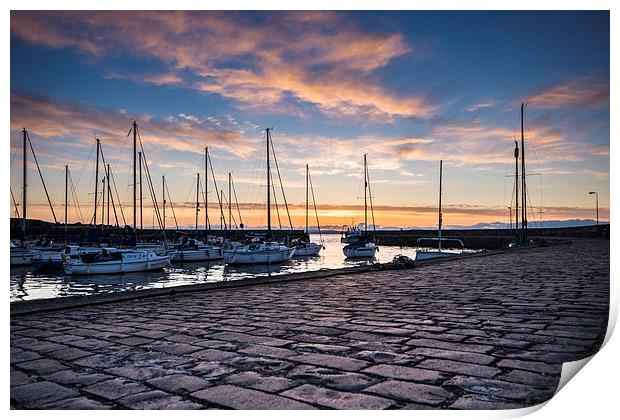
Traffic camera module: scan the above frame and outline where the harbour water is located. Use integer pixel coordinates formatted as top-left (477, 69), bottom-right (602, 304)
top-left (10, 234), bottom-right (423, 302)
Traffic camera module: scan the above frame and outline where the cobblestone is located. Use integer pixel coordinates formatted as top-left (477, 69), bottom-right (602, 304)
top-left (10, 239), bottom-right (609, 409)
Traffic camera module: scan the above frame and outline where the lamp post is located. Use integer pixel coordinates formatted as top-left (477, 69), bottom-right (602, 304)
top-left (588, 191), bottom-right (599, 227)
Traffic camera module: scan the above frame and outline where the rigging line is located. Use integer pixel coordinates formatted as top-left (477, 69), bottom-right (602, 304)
top-left (200, 179), bottom-right (210, 229)
top-left (136, 129), bottom-right (163, 229)
top-left (27, 133), bottom-right (58, 224)
top-left (220, 193), bottom-right (238, 229)
top-left (10, 187), bottom-right (20, 219)
top-left (269, 136), bottom-right (293, 230)
top-left (99, 147), bottom-right (119, 228)
top-left (365, 161), bottom-right (377, 235)
top-left (270, 168), bottom-right (283, 230)
top-left (231, 174), bottom-right (243, 227)
top-left (68, 171), bottom-right (85, 224)
top-left (208, 153), bottom-right (227, 231)
top-left (109, 170), bottom-right (127, 226)
top-left (308, 170), bottom-right (323, 243)
top-left (165, 180), bottom-right (179, 230)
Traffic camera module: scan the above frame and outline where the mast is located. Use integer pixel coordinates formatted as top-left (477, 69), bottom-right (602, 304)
top-left (106, 164), bottom-right (111, 229)
top-left (438, 160), bottom-right (443, 252)
top-left (132, 120), bottom-right (137, 242)
top-left (228, 172), bottom-right (232, 230)
top-left (195, 173), bottom-right (200, 231)
top-left (205, 147), bottom-right (209, 231)
top-left (162, 175), bottom-right (166, 232)
top-left (514, 139), bottom-right (520, 244)
top-left (64, 165), bottom-right (68, 243)
top-left (364, 154), bottom-right (367, 234)
top-left (139, 151), bottom-right (143, 233)
top-left (93, 138), bottom-right (100, 228)
top-left (266, 128), bottom-right (271, 234)
top-left (21, 128), bottom-right (27, 240)
top-left (305, 164), bottom-right (309, 234)
top-left (520, 103), bottom-right (527, 242)
top-left (101, 175), bottom-right (105, 229)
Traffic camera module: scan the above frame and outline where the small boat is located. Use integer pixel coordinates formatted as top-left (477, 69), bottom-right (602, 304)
top-left (32, 245), bottom-right (102, 271)
top-left (342, 154), bottom-right (378, 259)
top-left (10, 242), bottom-right (35, 266)
top-left (415, 160), bottom-right (464, 260)
top-left (63, 247), bottom-right (170, 275)
top-left (224, 240), bottom-right (295, 265)
top-left (170, 237), bottom-right (223, 262)
top-left (293, 241), bottom-right (323, 257)
top-left (224, 128), bottom-right (294, 265)
top-left (343, 241), bottom-right (378, 258)
top-left (293, 164), bottom-right (324, 257)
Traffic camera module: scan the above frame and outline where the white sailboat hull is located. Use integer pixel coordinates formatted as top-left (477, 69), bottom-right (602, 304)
top-left (10, 249), bottom-right (35, 266)
top-left (224, 248), bottom-right (295, 265)
top-left (415, 250), bottom-right (462, 261)
top-left (64, 254), bottom-right (170, 275)
top-left (293, 243), bottom-right (322, 257)
top-left (170, 247), bottom-right (223, 262)
top-left (343, 243), bottom-right (377, 258)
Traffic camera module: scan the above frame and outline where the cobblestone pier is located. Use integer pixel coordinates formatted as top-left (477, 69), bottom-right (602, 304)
top-left (10, 239), bottom-right (609, 409)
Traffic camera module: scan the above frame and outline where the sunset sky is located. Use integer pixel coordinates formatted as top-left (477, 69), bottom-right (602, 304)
top-left (9, 11), bottom-right (610, 230)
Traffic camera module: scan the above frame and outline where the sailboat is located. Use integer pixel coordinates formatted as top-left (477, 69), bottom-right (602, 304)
top-left (415, 160), bottom-right (464, 260)
top-left (169, 173), bottom-right (223, 262)
top-left (342, 154), bottom-right (378, 258)
top-left (11, 128), bottom-right (60, 266)
top-left (224, 128), bottom-right (295, 265)
top-left (292, 164), bottom-right (324, 257)
top-left (63, 121), bottom-right (170, 275)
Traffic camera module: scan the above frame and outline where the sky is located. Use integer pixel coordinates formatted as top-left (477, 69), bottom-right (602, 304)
top-left (9, 10), bottom-right (610, 230)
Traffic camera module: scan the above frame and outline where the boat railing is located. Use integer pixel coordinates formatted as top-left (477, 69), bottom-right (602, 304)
top-left (416, 237), bottom-right (464, 249)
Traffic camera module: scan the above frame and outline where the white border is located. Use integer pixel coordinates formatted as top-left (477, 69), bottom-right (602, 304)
top-left (3, 2), bottom-right (616, 419)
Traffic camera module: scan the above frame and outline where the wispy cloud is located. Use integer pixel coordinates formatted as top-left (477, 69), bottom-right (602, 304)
top-left (11, 11), bottom-right (433, 121)
top-left (528, 76), bottom-right (609, 109)
top-left (10, 93), bottom-right (257, 159)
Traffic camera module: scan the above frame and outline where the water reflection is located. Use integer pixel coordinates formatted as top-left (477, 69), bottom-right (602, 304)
top-left (10, 234), bottom-right (418, 302)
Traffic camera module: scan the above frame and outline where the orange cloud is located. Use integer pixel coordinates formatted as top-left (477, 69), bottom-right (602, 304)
top-left (11, 11), bottom-right (432, 121)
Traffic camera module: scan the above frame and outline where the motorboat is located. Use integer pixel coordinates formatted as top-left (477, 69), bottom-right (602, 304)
top-left (63, 247), bottom-right (170, 275)
top-left (343, 242), bottom-right (378, 258)
top-left (224, 241), bottom-right (295, 265)
top-left (32, 245), bottom-right (101, 271)
top-left (10, 241), bottom-right (35, 266)
top-left (293, 241), bottom-right (323, 257)
top-left (170, 237), bottom-right (223, 262)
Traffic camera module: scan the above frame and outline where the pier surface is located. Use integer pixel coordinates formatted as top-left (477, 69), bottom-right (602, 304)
top-left (10, 239), bottom-right (609, 409)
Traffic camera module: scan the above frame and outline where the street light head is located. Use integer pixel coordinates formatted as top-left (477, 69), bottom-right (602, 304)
top-left (589, 191), bottom-right (596, 194)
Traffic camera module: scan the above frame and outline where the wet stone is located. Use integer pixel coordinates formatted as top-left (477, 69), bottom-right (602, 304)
top-left (282, 384), bottom-right (395, 409)
top-left (191, 385), bottom-right (316, 409)
top-left (11, 381), bottom-right (79, 408)
top-left (224, 371), bottom-right (298, 393)
top-left (286, 364), bottom-right (378, 391)
top-left (83, 378), bottom-right (150, 401)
